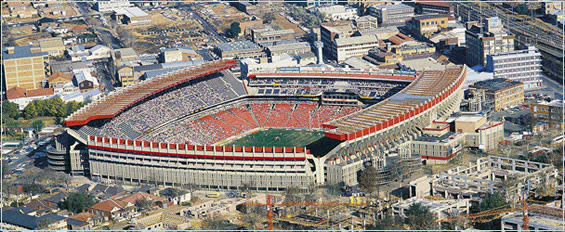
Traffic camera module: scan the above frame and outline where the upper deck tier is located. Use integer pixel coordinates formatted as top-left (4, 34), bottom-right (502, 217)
top-left (323, 66), bottom-right (466, 140)
top-left (65, 60), bottom-right (237, 127)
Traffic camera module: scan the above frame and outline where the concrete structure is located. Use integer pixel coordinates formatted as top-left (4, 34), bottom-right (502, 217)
top-left (469, 78), bottom-right (524, 111)
top-left (58, 62), bottom-right (464, 191)
top-left (320, 23), bottom-right (357, 59)
top-left (427, 156), bottom-right (558, 202)
top-left (456, 115), bottom-right (504, 152)
top-left (113, 7), bottom-right (151, 26)
top-left (355, 16), bottom-right (378, 32)
top-left (408, 132), bottom-right (464, 165)
top-left (252, 29), bottom-right (296, 44)
top-left (465, 18), bottom-right (515, 67)
top-left (95, 0), bottom-right (132, 12)
top-left (314, 41), bottom-right (324, 64)
top-left (486, 46), bottom-right (542, 90)
top-left (415, 1), bottom-right (453, 15)
top-left (501, 205), bottom-right (564, 232)
top-left (316, 5), bottom-right (358, 21)
top-left (322, 66), bottom-right (466, 186)
top-left (74, 70), bottom-right (99, 92)
top-left (214, 40), bottom-right (264, 59)
top-left (407, 14), bottom-right (449, 38)
top-left (266, 42), bottom-right (311, 57)
top-left (332, 35), bottom-right (379, 62)
top-left (392, 197), bottom-right (470, 227)
top-left (2, 46), bottom-right (49, 91)
top-left (369, 4), bottom-right (414, 26)
top-left (38, 37), bottom-right (65, 57)
top-left (530, 100), bottom-right (563, 130)
top-left (160, 47), bottom-right (200, 63)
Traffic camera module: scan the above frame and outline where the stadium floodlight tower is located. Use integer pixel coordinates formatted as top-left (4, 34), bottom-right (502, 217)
top-left (314, 41), bottom-right (324, 64)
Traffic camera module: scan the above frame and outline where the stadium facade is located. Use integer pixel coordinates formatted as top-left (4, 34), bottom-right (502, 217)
top-left (49, 60), bottom-right (467, 190)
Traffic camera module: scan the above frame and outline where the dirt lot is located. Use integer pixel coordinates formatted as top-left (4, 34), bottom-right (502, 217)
top-left (273, 14), bottom-right (306, 35)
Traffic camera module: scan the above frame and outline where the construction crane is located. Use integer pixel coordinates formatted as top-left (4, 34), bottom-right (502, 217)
top-left (436, 198), bottom-right (551, 231)
top-left (242, 194), bottom-right (369, 231)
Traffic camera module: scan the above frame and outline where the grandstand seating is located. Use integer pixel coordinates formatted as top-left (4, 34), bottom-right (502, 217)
top-left (141, 101), bottom-right (361, 144)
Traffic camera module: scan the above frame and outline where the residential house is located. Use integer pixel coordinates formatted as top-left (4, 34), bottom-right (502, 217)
top-left (6, 87), bottom-right (55, 110)
top-left (73, 70), bottom-right (99, 92)
top-left (88, 199), bottom-right (135, 221)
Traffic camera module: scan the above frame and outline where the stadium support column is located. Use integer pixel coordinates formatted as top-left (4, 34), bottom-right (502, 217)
top-left (315, 41), bottom-right (324, 64)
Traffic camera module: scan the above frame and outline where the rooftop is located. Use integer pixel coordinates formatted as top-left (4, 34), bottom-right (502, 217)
top-left (267, 42), bottom-right (311, 53)
top-left (471, 78), bottom-right (522, 92)
top-left (3, 45), bottom-right (48, 60)
top-left (113, 7), bottom-right (148, 18)
top-left (215, 40), bottom-right (261, 52)
top-left (335, 35), bottom-right (378, 46)
top-left (370, 3), bottom-right (414, 11)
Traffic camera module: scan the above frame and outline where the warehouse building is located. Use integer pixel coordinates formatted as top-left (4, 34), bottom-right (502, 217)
top-left (112, 7), bottom-right (151, 26)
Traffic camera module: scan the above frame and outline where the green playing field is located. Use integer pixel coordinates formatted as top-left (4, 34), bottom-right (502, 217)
top-left (225, 128), bottom-right (325, 148)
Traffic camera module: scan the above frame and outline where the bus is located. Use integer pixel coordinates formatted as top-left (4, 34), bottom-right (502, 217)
top-left (206, 192), bottom-right (221, 198)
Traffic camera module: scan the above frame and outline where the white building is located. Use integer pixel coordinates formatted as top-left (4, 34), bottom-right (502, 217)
top-left (486, 45), bottom-right (543, 90)
top-left (317, 5), bottom-right (358, 21)
top-left (68, 45), bottom-right (111, 62)
top-left (332, 35), bottom-right (379, 62)
top-left (95, 0), bottom-right (132, 12)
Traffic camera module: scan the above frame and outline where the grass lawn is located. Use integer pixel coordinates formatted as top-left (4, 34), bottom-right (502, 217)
top-left (225, 128), bottom-right (324, 148)
top-left (225, 128), bottom-right (343, 157)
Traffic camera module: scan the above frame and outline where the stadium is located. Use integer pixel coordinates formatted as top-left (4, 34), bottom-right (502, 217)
top-left (50, 59), bottom-right (467, 191)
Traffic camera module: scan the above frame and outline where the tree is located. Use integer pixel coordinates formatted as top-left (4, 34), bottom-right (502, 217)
top-left (135, 199), bottom-right (152, 211)
top-left (263, 13), bottom-right (275, 24)
top-left (201, 215), bottom-right (233, 230)
top-left (369, 215), bottom-right (404, 230)
top-left (31, 120), bottom-right (45, 134)
top-left (358, 166), bottom-right (378, 195)
top-left (23, 102), bottom-right (38, 119)
top-left (405, 203), bottom-right (439, 230)
top-left (472, 191), bottom-right (507, 230)
top-left (1, 101), bottom-right (20, 119)
top-left (515, 4), bottom-right (529, 15)
top-left (229, 22), bottom-right (241, 38)
top-left (59, 192), bottom-right (97, 214)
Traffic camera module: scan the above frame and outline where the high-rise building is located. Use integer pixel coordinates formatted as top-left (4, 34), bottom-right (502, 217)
top-left (486, 45), bottom-right (543, 90)
top-left (2, 46), bottom-right (49, 91)
top-left (368, 4), bottom-right (414, 26)
top-left (465, 18), bottom-right (515, 67)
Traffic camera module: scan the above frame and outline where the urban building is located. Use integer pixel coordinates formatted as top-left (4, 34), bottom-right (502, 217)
top-left (112, 7), bottom-right (151, 26)
top-left (465, 17), bottom-right (515, 67)
top-left (392, 197), bottom-right (470, 227)
top-left (5, 87), bottom-right (55, 110)
top-left (74, 70), bottom-right (100, 92)
top-left (316, 5), bottom-right (358, 21)
top-left (455, 115), bottom-right (504, 152)
top-left (486, 45), bottom-right (543, 89)
top-left (117, 66), bottom-right (136, 87)
top-left (320, 22), bottom-right (357, 57)
top-left (160, 47), bottom-right (200, 63)
top-left (369, 4), bottom-right (414, 26)
top-left (214, 40), bottom-right (265, 59)
top-left (252, 29), bottom-right (296, 44)
top-left (354, 15), bottom-right (378, 32)
top-left (332, 35), bottom-right (379, 62)
top-left (530, 100), bottom-right (563, 130)
top-left (408, 132), bottom-right (465, 164)
top-left (266, 41), bottom-right (312, 58)
top-left (501, 205), bottom-right (564, 232)
top-left (415, 1), bottom-right (453, 15)
top-left (2, 46), bottom-right (49, 91)
top-left (95, 0), bottom-right (132, 12)
top-left (38, 37), bottom-right (65, 57)
top-left (469, 78), bottom-right (524, 111)
top-left (407, 14), bottom-right (449, 38)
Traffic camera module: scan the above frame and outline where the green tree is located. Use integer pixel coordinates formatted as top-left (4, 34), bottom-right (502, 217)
top-left (369, 215), bottom-right (404, 230)
top-left (23, 102), bottom-right (38, 119)
top-left (1, 101), bottom-right (20, 119)
top-left (263, 13), bottom-right (275, 24)
top-left (472, 191), bottom-right (507, 230)
top-left (58, 192), bottom-right (97, 214)
top-left (31, 120), bottom-right (45, 134)
top-left (405, 203), bottom-right (439, 230)
top-left (229, 22), bottom-right (241, 38)
top-left (135, 199), bottom-right (152, 211)
top-left (515, 4), bottom-right (529, 15)
top-left (358, 166), bottom-right (378, 195)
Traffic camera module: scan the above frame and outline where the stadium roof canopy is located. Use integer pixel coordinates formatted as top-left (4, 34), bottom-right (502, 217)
top-left (65, 60), bottom-right (237, 126)
top-left (323, 66), bottom-right (466, 140)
